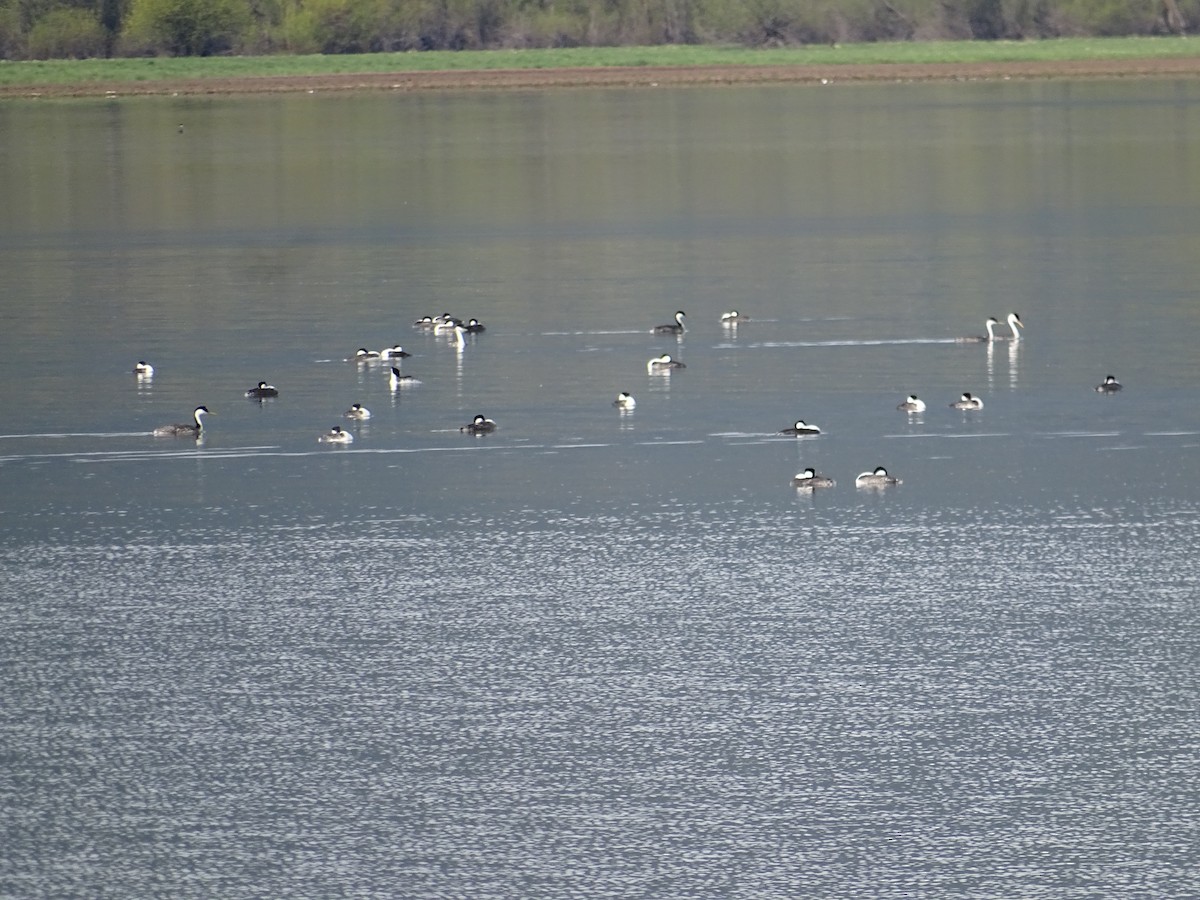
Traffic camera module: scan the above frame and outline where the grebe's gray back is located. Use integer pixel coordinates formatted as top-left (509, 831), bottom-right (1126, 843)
top-left (154, 405), bottom-right (210, 437)
top-left (779, 419), bottom-right (822, 435)
top-left (461, 414), bottom-right (497, 434)
top-left (652, 311), bottom-right (687, 334)
top-left (856, 466), bottom-right (902, 487)
top-left (956, 317), bottom-right (1001, 343)
top-left (793, 468), bottom-right (835, 489)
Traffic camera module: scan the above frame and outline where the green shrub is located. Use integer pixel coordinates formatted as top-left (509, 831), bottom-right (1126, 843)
top-left (122, 0), bottom-right (251, 55)
top-left (27, 8), bottom-right (107, 58)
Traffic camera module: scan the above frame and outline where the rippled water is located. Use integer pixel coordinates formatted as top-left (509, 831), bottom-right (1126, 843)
top-left (3, 80), bottom-right (1200, 897)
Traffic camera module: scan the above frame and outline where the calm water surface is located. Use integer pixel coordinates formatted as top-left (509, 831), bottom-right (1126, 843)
top-left (2, 80), bottom-right (1199, 897)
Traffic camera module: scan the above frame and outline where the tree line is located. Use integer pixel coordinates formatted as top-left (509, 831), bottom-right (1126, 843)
top-left (1, 0), bottom-right (1193, 60)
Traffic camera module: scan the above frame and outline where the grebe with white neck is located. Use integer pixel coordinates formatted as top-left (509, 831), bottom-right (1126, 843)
top-left (647, 354), bottom-right (686, 372)
top-left (779, 420), bottom-right (821, 435)
top-left (949, 392), bottom-right (983, 410)
top-left (318, 426), bottom-right (354, 444)
top-left (1095, 374), bottom-right (1123, 393)
top-left (133, 361), bottom-right (154, 377)
top-left (344, 404), bottom-right (372, 420)
top-left (353, 348), bottom-right (382, 362)
top-left (381, 345), bottom-right (411, 359)
top-left (461, 414), bottom-right (497, 434)
top-left (653, 311), bottom-right (687, 334)
top-left (957, 317), bottom-right (1002, 343)
top-left (390, 367), bottom-right (421, 389)
top-left (154, 406), bottom-right (210, 437)
top-left (995, 312), bottom-right (1024, 342)
top-left (792, 468), bottom-right (835, 489)
top-left (856, 466), bottom-right (902, 487)
top-left (613, 392), bottom-right (636, 410)
top-left (897, 395), bottom-right (926, 413)
top-left (720, 310), bottom-right (749, 325)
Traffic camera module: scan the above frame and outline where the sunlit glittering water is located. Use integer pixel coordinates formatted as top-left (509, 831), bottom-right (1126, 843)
top-left (3, 81), bottom-right (1200, 897)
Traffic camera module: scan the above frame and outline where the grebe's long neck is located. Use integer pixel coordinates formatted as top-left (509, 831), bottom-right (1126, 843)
top-left (1008, 314), bottom-right (1022, 342)
top-left (985, 319), bottom-right (997, 341)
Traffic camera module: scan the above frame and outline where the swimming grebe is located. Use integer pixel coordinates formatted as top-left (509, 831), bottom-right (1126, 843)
top-left (390, 367), bottom-right (420, 389)
top-left (897, 395), bottom-right (926, 413)
top-left (344, 403), bottom-right (372, 420)
top-left (949, 392), bottom-right (983, 410)
top-left (793, 468), bottom-right (835, 489)
top-left (856, 466), bottom-right (902, 487)
top-left (154, 406), bottom-right (210, 437)
top-left (245, 381), bottom-right (279, 399)
top-left (133, 361), bottom-right (154, 377)
top-left (613, 392), bottom-right (637, 410)
top-left (464, 318), bottom-right (486, 333)
top-left (779, 420), bottom-right (822, 435)
top-left (997, 312), bottom-right (1025, 342)
top-left (381, 345), bottom-right (411, 359)
top-left (353, 348), bottom-right (382, 362)
top-left (720, 310), bottom-right (749, 324)
top-left (318, 426), bottom-right (354, 444)
top-left (653, 311), bottom-right (687, 334)
top-left (413, 315), bottom-right (435, 328)
top-left (956, 317), bottom-right (1002, 343)
top-left (1095, 375), bottom-right (1123, 393)
top-left (647, 354), bottom-right (686, 372)
top-left (461, 414), bottom-right (497, 434)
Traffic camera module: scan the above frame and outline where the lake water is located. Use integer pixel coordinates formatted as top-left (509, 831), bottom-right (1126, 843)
top-left (2, 79), bottom-right (1199, 897)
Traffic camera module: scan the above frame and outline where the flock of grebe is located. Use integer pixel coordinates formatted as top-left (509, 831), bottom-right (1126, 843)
top-left (140, 310), bottom-right (1122, 486)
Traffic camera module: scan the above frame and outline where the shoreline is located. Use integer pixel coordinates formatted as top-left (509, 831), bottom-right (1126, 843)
top-left (6, 56), bottom-right (1200, 98)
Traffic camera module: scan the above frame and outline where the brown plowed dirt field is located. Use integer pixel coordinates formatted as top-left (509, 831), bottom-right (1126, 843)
top-left (7, 56), bottom-right (1200, 98)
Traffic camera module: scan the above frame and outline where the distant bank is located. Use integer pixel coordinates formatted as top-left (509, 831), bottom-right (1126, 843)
top-left (3, 38), bottom-right (1200, 98)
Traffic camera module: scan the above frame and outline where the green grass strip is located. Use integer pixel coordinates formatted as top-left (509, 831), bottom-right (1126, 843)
top-left (2, 37), bottom-right (1199, 88)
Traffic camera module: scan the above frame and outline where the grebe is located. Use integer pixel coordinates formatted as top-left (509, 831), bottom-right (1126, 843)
top-left (245, 381), bottom-right (279, 399)
top-left (856, 466), bottom-right (902, 487)
top-left (793, 468), bottom-right (835, 489)
top-left (381, 345), bottom-right (411, 359)
top-left (353, 348), bottom-right (381, 362)
top-left (154, 406), bottom-right (210, 437)
top-left (413, 315), bottom-right (435, 328)
top-left (720, 310), bottom-right (749, 324)
top-left (999, 312), bottom-right (1025, 341)
top-left (344, 403), bottom-right (372, 420)
top-left (318, 426), bottom-right (354, 444)
top-left (133, 361), bottom-right (154, 377)
top-left (897, 395), bottom-right (926, 413)
top-left (461, 414), bottom-right (497, 434)
top-left (464, 318), bottom-right (486, 333)
top-left (779, 420), bottom-right (822, 435)
top-left (653, 311), bottom-right (687, 334)
top-left (957, 317), bottom-right (1002, 343)
top-left (949, 392), bottom-right (983, 410)
top-left (613, 392), bottom-right (637, 410)
top-left (433, 315), bottom-right (461, 333)
top-left (1095, 375), bottom-right (1123, 393)
top-left (647, 354), bottom-right (686, 372)
top-left (390, 367), bottom-right (420, 389)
